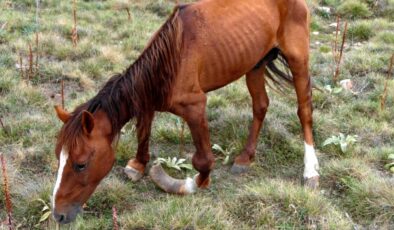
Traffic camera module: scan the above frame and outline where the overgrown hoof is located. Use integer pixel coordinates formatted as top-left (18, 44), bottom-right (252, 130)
top-left (149, 164), bottom-right (197, 195)
top-left (231, 163), bottom-right (250, 174)
top-left (124, 166), bottom-right (144, 181)
top-left (303, 176), bottom-right (319, 190)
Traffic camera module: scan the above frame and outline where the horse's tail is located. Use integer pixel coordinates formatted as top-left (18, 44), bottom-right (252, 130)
top-left (255, 47), bottom-right (293, 90)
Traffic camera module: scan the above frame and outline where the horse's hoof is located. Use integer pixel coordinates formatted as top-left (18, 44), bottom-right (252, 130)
top-left (230, 163), bottom-right (249, 174)
top-left (303, 176), bottom-right (319, 189)
top-left (124, 166), bottom-right (144, 181)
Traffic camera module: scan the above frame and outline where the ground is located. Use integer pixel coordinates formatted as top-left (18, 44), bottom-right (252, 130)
top-left (0, 0), bottom-right (393, 229)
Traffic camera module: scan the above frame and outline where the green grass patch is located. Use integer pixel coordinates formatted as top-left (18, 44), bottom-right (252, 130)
top-left (337, 0), bottom-right (372, 19)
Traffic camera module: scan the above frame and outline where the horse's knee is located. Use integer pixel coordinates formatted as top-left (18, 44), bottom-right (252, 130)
top-left (192, 152), bottom-right (215, 175)
top-left (253, 101), bottom-right (269, 120)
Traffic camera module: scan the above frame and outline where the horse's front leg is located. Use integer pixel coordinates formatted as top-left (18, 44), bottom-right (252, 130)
top-left (124, 111), bottom-right (154, 181)
top-left (150, 93), bottom-right (215, 194)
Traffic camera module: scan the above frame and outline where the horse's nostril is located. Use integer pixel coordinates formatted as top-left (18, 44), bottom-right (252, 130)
top-left (54, 212), bottom-right (66, 223)
top-left (58, 214), bottom-right (65, 222)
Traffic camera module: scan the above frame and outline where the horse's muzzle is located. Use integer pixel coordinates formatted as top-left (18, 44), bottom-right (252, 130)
top-left (53, 204), bottom-right (82, 224)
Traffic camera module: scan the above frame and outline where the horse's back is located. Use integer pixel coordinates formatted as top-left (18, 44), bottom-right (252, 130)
top-left (174, 0), bottom-right (309, 92)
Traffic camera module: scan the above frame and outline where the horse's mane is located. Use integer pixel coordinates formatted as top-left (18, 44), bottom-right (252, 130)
top-left (59, 7), bottom-right (184, 151)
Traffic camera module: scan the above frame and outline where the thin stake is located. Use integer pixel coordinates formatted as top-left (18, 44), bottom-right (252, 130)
top-left (61, 79), bottom-right (65, 109)
top-left (1, 153), bottom-right (13, 229)
top-left (333, 21), bottom-right (348, 84)
top-left (112, 206), bottom-right (119, 230)
top-left (380, 54), bottom-right (394, 111)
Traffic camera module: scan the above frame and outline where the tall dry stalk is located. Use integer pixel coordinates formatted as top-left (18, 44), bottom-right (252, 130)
top-left (112, 206), bottom-right (119, 230)
top-left (35, 32), bottom-right (39, 75)
top-left (61, 79), bottom-right (65, 109)
top-left (333, 21), bottom-right (348, 84)
top-left (380, 54), bottom-right (394, 111)
top-left (19, 53), bottom-right (24, 80)
top-left (1, 153), bottom-right (13, 229)
top-left (334, 15), bottom-right (340, 55)
top-left (71, 0), bottom-right (78, 47)
top-left (179, 119), bottom-right (185, 158)
top-left (27, 43), bottom-right (33, 82)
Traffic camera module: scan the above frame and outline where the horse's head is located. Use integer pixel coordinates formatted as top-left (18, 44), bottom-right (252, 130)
top-left (52, 105), bottom-right (115, 224)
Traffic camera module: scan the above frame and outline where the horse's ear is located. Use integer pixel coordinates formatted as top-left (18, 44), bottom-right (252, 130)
top-left (81, 110), bottom-right (95, 134)
top-left (54, 105), bottom-right (70, 123)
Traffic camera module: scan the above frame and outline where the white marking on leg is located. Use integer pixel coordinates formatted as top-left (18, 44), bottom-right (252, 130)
top-left (303, 142), bottom-right (319, 178)
top-left (52, 148), bottom-right (69, 209)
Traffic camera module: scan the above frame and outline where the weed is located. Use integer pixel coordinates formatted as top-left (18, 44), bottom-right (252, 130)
top-left (154, 157), bottom-right (193, 171)
top-left (212, 144), bottom-right (234, 165)
top-left (34, 198), bottom-right (52, 228)
top-left (323, 133), bottom-right (358, 154)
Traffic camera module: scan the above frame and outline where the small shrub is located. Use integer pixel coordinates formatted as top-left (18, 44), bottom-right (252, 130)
top-left (337, 0), bottom-right (372, 19)
top-left (375, 31), bottom-right (394, 44)
top-left (348, 22), bottom-right (374, 41)
top-left (320, 0), bottom-right (341, 7)
top-left (319, 45), bottom-right (331, 53)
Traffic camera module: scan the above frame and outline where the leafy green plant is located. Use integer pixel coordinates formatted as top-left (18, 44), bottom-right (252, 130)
top-left (384, 154), bottom-right (394, 173)
top-left (154, 157), bottom-right (193, 171)
top-left (324, 84), bottom-right (343, 94)
top-left (34, 198), bottom-right (52, 228)
top-left (212, 144), bottom-right (234, 165)
top-left (323, 133), bottom-right (358, 153)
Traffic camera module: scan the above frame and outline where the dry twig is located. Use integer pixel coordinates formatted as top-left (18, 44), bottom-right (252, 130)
top-left (1, 153), bottom-right (13, 229)
top-left (125, 8), bottom-right (131, 21)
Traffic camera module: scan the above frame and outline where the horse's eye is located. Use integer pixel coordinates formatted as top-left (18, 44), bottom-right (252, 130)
top-left (74, 163), bottom-right (87, 172)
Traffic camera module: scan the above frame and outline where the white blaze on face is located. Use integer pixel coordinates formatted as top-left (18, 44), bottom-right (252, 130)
top-left (303, 142), bottom-right (319, 178)
top-left (52, 148), bottom-right (69, 209)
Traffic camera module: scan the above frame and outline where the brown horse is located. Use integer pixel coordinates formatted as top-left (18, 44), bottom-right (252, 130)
top-left (52, 0), bottom-right (319, 224)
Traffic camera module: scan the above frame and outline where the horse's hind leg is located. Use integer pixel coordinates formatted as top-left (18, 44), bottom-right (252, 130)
top-left (124, 111), bottom-right (154, 181)
top-left (231, 66), bottom-right (269, 174)
top-left (278, 9), bottom-right (319, 188)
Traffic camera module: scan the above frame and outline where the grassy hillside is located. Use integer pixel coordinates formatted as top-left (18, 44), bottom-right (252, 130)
top-left (0, 0), bottom-right (393, 229)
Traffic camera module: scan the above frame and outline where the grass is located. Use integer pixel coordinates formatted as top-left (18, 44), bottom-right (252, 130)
top-left (1, 0), bottom-right (393, 229)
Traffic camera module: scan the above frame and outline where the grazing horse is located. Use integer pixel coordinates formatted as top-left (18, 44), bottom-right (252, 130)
top-left (52, 0), bottom-right (319, 224)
